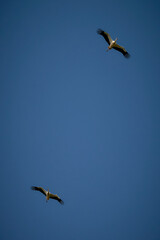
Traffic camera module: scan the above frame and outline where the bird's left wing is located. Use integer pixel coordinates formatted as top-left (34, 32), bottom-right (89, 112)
top-left (49, 193), bottom-right (64, 204)
top-left (31, 186), bottom-right (47, 196)
top-left (113, 44), bottom-right (130, 58)
top-left (97, 29), bottom-right (113, 45)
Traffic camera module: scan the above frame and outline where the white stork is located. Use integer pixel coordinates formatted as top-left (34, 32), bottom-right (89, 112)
top-left (97, 29), bottom-right (130, 58)
top-left (31, 186), bottom-right (64, 204)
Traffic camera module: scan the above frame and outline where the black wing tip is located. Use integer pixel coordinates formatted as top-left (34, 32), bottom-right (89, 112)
top-left (97, 28), bottom-right (104, 35)
top-left (59, 199), bottom-right (64, 205)
top-left (124, 52), bottom-right (130, 58)
top-left (31, 186), bottom-right (37, 190)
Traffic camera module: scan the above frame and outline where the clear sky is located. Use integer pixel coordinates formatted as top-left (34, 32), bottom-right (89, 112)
top-left (1, 0), bottom-right (160, 239)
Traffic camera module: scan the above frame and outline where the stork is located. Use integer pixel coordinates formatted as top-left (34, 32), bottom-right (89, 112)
top-left (97, 29), bottom-right (130, 58)
top-left (31, 186), bottom-right (64, 204)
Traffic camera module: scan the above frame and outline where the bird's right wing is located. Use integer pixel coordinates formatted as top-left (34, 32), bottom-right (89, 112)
top-left (113, 44), bottom-right (130, 58)
top-left (31, 186), bottom-right (47, 196)
top-left (49, 194), bottom-right (64, 204)
top-left (97, 29), bottom-right (113, 45)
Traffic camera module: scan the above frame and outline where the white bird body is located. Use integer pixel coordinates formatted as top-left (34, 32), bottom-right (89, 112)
top-left (97, 29), bottom-right (130, 58)
top-left (31, 186), bottom-right (64, 204)
top-left (107, 38), bottom-right (118, 51)
top-left (46, 190), bottom-right (50, 201)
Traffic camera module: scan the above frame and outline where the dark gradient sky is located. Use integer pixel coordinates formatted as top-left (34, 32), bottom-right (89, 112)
top-left (1, 0), bottom-right (160, 239)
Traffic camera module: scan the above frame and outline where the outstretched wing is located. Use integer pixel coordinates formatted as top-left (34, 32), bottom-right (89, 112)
top-left (49, 193), bottom-right (64, 204)
top-left (97, 29), bottom-right (113, 45)
top-left (113, 43), bottom-right (130, 58)
top-left (31, 186), bottom-right (47, 196)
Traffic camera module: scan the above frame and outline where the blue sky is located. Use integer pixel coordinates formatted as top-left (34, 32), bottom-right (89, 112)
top-left (1, 0), bottom-right (160, 239)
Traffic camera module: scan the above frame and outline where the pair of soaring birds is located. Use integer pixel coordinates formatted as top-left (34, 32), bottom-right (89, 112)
top-left (31, 29), bottom-right (130, 205)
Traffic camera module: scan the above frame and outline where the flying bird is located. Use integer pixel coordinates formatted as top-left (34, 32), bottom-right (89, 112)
top-left (97, 29), bottom-right (130, 58)
top-left (31, 186), bottom-right (64, 204)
